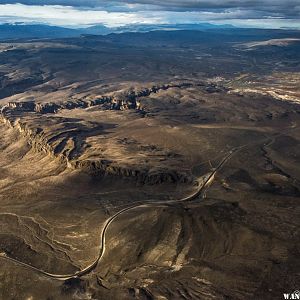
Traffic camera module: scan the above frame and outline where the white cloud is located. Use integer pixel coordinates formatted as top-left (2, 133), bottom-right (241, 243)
top-left (0, 3), bottom-right (299, 29)
top-left (0, 3), bottom-right (163, 27)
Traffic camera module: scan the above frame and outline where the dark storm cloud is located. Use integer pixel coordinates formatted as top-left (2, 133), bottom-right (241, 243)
top-left (0, 0), bottom-right (299, 17)
top-left (0, 0), bottom-right (299, 28)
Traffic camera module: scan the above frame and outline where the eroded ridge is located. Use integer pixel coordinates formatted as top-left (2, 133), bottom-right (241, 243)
top-left (1, 82), bottom-right (211, 184)
top-left (0, 148), bottom-right (238, 281)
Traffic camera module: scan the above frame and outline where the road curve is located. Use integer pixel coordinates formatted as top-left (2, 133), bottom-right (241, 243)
top-left (0, 147), bottom-right (242, 281)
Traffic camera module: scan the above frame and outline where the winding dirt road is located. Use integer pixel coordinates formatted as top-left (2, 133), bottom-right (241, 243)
top-left (0, 147), bottom-right (239, 281)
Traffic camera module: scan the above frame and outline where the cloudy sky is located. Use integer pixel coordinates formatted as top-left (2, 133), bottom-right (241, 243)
top-left (0, 0), bottom-right (299, 28)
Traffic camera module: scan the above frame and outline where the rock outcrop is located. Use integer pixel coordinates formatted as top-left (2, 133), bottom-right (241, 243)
top-left (0, 84), bottom-right (195, 184)
top-left (3, 82), bottom-right (196, 114)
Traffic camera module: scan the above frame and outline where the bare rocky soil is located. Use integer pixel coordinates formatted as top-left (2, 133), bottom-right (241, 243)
top-left (0, 31), bottom-right (299, 299)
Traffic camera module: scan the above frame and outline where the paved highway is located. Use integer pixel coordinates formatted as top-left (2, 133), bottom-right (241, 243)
top-left (0, 148), bottom-right (239, 281)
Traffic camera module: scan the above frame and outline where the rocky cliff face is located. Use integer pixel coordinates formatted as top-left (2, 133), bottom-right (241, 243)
top-left (4, 82), bottom-right (196, 114)
top-left (0, 84), bottom-right (196, 184)
top-left (0, 113), bottom-right (192, 184)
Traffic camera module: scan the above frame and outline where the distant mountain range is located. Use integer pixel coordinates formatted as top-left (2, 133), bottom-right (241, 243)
top-left (0, 23), bottom-right (236, 40)
top-left (0, 24), bottom-right (79, 40)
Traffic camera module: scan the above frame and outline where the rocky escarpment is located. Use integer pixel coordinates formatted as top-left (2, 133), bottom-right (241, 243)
top-left (73, 159), bottom-right (192, 184)
top-left (3, 82), bottom-right (196, 115)
top-left (0, 113), bottom-right (192, 184)
top-left (0, 113), bottom-right (68, 165)
top-left (0, 83), bottom-right (196, 184)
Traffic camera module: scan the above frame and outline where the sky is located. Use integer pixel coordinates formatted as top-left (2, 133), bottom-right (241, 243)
top-left (0, 0), bottom-right (299, 29)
